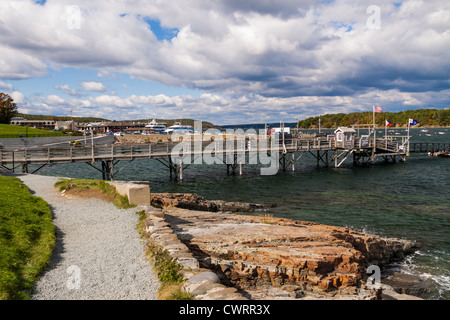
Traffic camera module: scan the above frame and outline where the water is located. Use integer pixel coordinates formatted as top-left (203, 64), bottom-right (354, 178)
top-left (32, 128), bottom-right (450, 299)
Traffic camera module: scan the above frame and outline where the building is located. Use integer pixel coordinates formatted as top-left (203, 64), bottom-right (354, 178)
top-left (76, 122), bottom-right (146, 133)
top-left (334, 127), bottom-right (356, 149)
top-left (55, 121), bottom-right (74, 131)
top-left (10, 119), bottom-right (56, 130)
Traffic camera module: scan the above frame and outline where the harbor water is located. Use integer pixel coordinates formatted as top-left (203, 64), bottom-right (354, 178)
top-left (33, 128), bottom-right (450, 299)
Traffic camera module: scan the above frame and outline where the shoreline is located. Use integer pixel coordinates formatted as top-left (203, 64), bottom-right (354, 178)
top-left (147, 193), bottom-right (424, 300)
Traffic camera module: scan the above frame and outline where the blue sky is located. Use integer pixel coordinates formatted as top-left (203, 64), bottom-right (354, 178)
top-left (0, 0), bottom-right (449, 125)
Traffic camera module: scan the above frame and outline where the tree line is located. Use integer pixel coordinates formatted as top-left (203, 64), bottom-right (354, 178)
top-left (297, 108), bottom-right (450, 128)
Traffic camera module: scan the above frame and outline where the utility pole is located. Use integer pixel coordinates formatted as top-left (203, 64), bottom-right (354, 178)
top-left (70, 109), bottom-right (74, 131)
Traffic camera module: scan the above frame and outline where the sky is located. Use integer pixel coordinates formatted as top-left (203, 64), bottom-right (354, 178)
top-left (0, 0), bottom-right (449, 125)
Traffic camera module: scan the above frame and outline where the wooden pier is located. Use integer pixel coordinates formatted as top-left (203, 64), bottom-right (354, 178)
top-left (0, 135), bottom-right (448, 181)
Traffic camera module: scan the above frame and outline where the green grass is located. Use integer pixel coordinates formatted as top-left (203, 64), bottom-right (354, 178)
top-left (0, 175), bottom-right (55, 300)
top-left (54, 178), bottom-right (135, 209)
top-left (0, 124), bottom-right (63, 138)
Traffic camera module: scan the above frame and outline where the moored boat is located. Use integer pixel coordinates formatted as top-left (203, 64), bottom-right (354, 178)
top-left (164, 122), bottom-right (194, 134)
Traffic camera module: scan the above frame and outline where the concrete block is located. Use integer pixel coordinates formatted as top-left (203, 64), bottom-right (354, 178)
top-left (108, 181), bottom-right (150, 206)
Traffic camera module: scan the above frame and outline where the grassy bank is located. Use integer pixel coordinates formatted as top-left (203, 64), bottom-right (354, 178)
top-left (54, 178), bottom-right (135, 209)
top-left (0, 175), bottom-right (55, 300)
top-left (0, 124), bottom-right (63, 138)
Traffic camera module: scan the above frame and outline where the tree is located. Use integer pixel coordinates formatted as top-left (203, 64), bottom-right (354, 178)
top-left (0, 93), bottom-right (18, 124)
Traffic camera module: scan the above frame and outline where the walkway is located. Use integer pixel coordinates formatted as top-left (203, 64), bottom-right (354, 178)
top-left (13, 173), bottom-right (160, 300)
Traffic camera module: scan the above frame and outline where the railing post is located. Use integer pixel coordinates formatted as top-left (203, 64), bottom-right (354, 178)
top-left (91, 139), bottom-right (94, 162)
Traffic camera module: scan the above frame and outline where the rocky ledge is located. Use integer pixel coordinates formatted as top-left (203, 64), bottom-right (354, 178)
top-left (159, 208), bottom-right (420, 299)
top-left (151, 193), bottom-right (276, 213)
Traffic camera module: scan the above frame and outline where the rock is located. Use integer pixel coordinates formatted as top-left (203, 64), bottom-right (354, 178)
top-left (382, 273), bottom-right (431, 298)
top-left (163, 208), bottom-right (420, 299)
top-left (191, 282), bottom-right (224, 296)
top-left (178, 257), bottom-right (200, 269)
top-left (268, 288), bottom-right (291, 298)
top-left (200, 287), bottom-right (239, 300)
top-left (163, 243), bottom-right (189, 253)
top-left (187, 271), bottom-right (221, 285)
top-left (151, 193), bottom-right (276, 212)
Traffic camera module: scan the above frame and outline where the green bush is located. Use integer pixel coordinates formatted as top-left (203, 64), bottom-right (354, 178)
top-left (153, 248), bottom-right (184, 283)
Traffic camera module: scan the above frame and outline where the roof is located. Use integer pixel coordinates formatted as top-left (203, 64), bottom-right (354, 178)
top-left (334, 127), bottom-right (356, 133)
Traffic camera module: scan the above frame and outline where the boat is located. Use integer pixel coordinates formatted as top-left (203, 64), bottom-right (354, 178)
top-left (428, 151), bottom-right (450, 157)
top-left (164, 122), bottom-right (194, 134)
top-left (421, 129), bottom-right (429, 133)
top-left (145, 119), bottom-right (167, 134)
top-left (438, 132), bottom-right (445, 135)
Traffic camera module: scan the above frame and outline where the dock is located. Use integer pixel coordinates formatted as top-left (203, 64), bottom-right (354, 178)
top-left (1, 131), bottom-right (448, 180)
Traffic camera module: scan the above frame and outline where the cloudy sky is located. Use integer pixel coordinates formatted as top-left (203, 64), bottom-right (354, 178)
top-left (0, 0), bottom-right (449, 125)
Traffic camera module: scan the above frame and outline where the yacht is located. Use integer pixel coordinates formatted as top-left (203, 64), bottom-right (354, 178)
top-left (145, 119), bottom-right (167, 134)
top-left (164, 122), bottom-right (194, 134)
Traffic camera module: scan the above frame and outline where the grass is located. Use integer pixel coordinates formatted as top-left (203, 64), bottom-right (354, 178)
top-left (0, 124), bottom-right (63, 138)
top-left (0, 175), bottom-right (55, 300)
top-left (54, 178), bottom-right (135, 209)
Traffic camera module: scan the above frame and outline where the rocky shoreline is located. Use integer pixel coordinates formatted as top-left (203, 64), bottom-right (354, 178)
top-left (144, 194), bottom-right (423, 300)
top-left (151, 192), bottom-right (277, 213)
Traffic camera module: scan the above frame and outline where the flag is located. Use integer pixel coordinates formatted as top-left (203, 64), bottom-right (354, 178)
top-left (385, 120), bottom-right (392, 127)
top-left (409, 119), bottom-right (418, 126)
top-left (373, 106), bottom-right (382, 113)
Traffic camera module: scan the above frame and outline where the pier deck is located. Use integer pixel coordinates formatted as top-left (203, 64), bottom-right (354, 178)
top-left (1, 136), bottom-right (448, 180)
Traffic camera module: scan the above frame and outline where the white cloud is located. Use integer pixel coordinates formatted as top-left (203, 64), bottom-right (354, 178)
top-left (10, 91), bottom-right (25, 104)
top-left (0, 0), bottom-right (449, 123)
top-left (55, 84), bottom-right (80, 97)
top-left (0, 80), bottom-right (14, 90)
top-left (16, 88), bottom-right (450, 125)
top-left (80, 81), bottom-right (107, 92)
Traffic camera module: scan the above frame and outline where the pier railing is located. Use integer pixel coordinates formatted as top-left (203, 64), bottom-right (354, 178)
top-left (0, 135), bottom-right (415, 168)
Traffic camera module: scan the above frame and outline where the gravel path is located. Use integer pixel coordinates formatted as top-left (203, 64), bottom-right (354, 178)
top-left (14, 173), bottom-right (160, 300)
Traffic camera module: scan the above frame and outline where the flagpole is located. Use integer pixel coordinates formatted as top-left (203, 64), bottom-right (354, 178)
top-left (385, 119), bottom-right (387, 139)
top-left (407, 119), bottom-right (410, 155)
top-left (385, 119), bottom-right (387, 148)
top-left (372, 106), bottom-right (376, 160)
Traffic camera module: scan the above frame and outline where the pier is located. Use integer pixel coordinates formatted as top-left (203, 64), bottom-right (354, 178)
top-left (1, 131), bottom-right (448, 181)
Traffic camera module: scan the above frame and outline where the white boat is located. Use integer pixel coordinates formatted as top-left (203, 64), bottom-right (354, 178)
top-left (164, 122), bottom-right (194, 134)
top-left (438, 132), bottom-right (445, 135)
top-left (421, 129), bottom-right (428, 133)
top-left (145, 119), bottom-right (167, 133)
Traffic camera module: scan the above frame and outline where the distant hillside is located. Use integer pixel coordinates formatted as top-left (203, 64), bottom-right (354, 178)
top-left (17, 113), bottom-right (108, 123)
top-left (17, 114), bottom-right (216, 128)
top-left (297, 108), bottom-right (450, 129)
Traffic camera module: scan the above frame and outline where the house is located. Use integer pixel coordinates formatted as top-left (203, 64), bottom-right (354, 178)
top-left (334, 127), bottom-right (356, 149)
